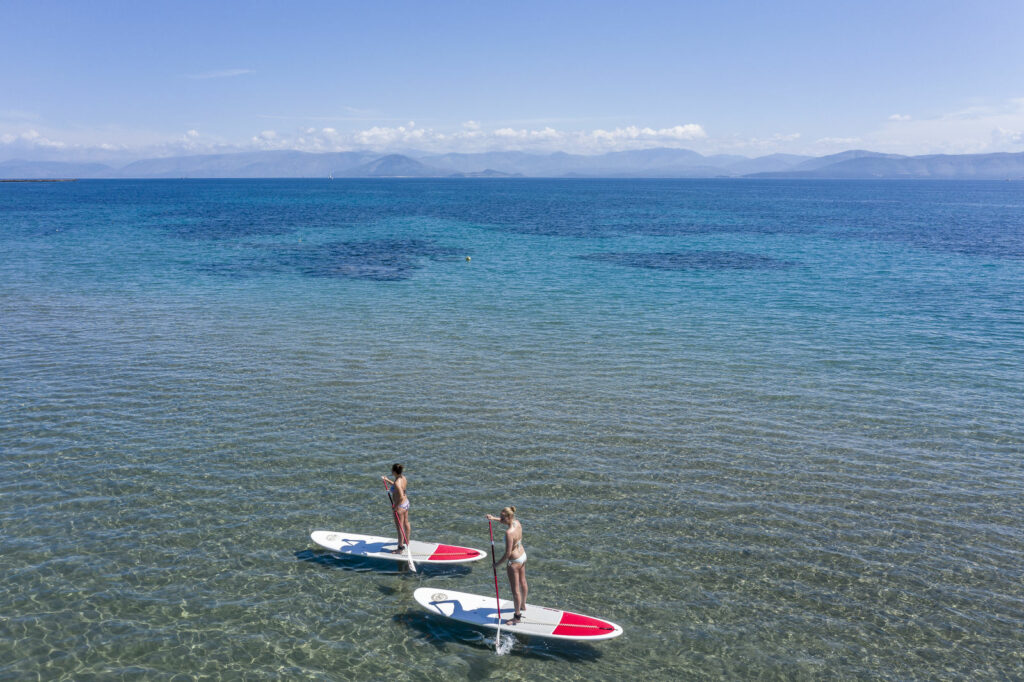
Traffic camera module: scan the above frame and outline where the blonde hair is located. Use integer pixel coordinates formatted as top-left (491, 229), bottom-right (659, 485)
top-left (501, 506), bottom-right (517, 519)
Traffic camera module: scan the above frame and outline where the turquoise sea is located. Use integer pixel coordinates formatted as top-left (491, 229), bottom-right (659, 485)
top-left (2, 179), bottom-right (1023, 680)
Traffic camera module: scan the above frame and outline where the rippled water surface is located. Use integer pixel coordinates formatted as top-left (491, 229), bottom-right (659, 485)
top-left (2, 179), bottom-right (1023, 679)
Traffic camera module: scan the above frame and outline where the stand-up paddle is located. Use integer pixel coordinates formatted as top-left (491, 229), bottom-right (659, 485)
top-left (489, 519), bottom-right (502, 649)
top-left (382, 479), bottom-right (416, 573)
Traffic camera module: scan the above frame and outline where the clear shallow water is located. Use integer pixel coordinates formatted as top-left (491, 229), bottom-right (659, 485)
top-left (2, 179), bottom-right (1023, 679)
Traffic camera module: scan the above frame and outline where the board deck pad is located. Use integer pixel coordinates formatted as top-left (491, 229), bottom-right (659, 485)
top-left (311, 531), bottom-right (487, 564)
top-left (413, 587), bottom-right (624, 641)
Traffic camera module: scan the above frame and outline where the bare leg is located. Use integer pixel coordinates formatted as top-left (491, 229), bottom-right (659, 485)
top-left (505, 564), bottom-right (520, 623)
top-left (391, 510), bottom-right (402, 542)
top-left (391, 508), bottom-right (408, 551)
top-left (512, 563), bottom-right (527, 616)
top-left (506, 563), bottom-right (527, 623)
top-left (517, 564), bottom-right (528, 614)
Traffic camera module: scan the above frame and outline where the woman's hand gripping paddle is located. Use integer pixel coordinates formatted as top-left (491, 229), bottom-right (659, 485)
top-left (382, 479), bottom-right (415, 573)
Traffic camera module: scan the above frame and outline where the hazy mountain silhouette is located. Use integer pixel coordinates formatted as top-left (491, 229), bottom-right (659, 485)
top-left (789, 149), bottom-right (905, 171)
top-left (748, 151), bottom-right (1024, 179)
top-left (114, 150), bottom-right (377, 178)
top-left (341, 154), bottom-right (447, 177)
top-left (0, 159), bottom-right (114, 179)
top-left (3, 148), bottom-right (1023, 180)
top-left (448, 168), bottom-right (523, 177)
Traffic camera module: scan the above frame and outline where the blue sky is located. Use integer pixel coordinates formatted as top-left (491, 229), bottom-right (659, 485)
top-left (3, 0), bottom-right (1023, 161)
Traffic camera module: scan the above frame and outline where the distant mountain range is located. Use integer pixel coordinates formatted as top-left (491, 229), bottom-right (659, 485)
top-left (2, 148), bottom-right (1023, 180)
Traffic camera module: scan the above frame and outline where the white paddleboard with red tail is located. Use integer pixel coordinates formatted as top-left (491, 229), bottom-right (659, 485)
top-left (413, 587), bottom-right (624, 641)
top-left (311, 531), bottom-right (487, 564)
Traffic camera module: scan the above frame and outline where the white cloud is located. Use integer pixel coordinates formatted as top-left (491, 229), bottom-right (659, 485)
top-left (0, 129), bottom-right (66, 148)
top-left (860, 98), bottom-right (1024, 154)
top-left (0, 123), bottom-right (242, 162)
top-left (250, 130), bottom-right (286, 149)
top-left (352, 122), bottom-right (429, 147)
top-left (259, 121), bottom-right (711, 154)
top-left (709, 132), bottom-right (803, 155)
top-left (715, 97), bottom-right (1024, 156)
top-left (174, 129), bottom-right (208, 152)
top-left (8, 96), bottom-right (1024, 162)
top-left (815, 136), bottom-right (862, 147)
top-left (493, 126), bottom-right (561, 141)
top-left (185, 69), bottom-right (253, 80)
top-left (591, 124), bottom-right (707, 143)
top-left (992, 127), bottom-right (1024, 145)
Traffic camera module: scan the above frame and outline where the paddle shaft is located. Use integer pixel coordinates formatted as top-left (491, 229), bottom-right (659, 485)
top-left (489, 520), bottom-right (502, 624)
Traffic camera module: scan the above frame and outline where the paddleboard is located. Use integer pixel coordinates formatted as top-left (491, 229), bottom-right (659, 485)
top-left (310, 530), bottom-right (487, 564)
top-left (413, 587), bottom-right (624, 641)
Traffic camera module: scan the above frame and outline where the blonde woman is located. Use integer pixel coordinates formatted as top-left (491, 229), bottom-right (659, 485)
top-left (485, 506), bottom-right (528, 624)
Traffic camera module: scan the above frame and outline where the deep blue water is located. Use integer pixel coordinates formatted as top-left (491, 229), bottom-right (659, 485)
top-left (2, 179), bottom-right (1023, 679)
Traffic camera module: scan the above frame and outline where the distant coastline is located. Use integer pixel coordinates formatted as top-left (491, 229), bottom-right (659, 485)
top-left (0, 178), bottom-right (78, 182)
top-left (3, 148), bottom-right (1024, 180)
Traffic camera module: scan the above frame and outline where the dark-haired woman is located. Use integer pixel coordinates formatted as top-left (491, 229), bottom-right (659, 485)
top-left (486, 506), bottom-right (528, 624)
top-left (381, 463), bottom-right (410, 552)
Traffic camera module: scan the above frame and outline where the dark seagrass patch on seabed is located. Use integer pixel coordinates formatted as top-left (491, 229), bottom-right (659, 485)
top-left (577, 250), bottom-right (797, 271)
top-left (201, 238), bottom-right (463, 281)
